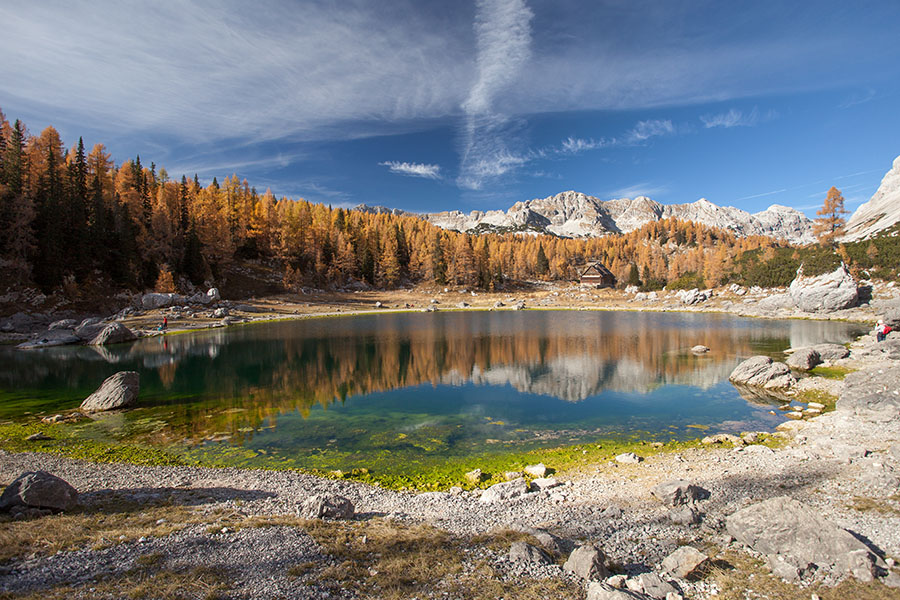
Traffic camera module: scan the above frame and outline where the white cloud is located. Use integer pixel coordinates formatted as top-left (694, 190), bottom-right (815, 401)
top-left (608, 182), bottom-right (668, 199)
top-left (700, 108), bottom-right (759, 128)
top-left (626, 119), bottom-right (675, 142)
top-left (560, 136), bottom-right (608, 154)
top-left (457, 0), bottom-right (534, 190)
top-left (380, 161), bottom-right (442, 179)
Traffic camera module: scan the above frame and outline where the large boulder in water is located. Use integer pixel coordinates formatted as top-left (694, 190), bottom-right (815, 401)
top-left (0, 471), bottom-right (78, 512)
top-left (789, 263), bottom-right (858, 313)
top-left (89, 322), bottom-right (136, 346)
top-left (729, 356), bottom-right (796, 389)
top-left (80, 371), bottom-right (140, 411)
top-left (785, 347), bottom-right (821, 371)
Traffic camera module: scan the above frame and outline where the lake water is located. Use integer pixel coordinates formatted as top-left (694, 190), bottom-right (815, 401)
top-left (0, 311), bottom-right (865, 476)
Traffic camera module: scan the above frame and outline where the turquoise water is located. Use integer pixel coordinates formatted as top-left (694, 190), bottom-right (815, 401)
top-left (0, 311), bottom-right (866, 473)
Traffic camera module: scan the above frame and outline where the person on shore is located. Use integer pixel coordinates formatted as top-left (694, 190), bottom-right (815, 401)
top-left (875, 319), bottom-right (891, 342)
top-left (162, 316), bottom-right (168, 331)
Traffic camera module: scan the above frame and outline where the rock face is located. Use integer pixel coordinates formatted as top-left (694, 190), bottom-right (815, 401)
top-left (80, 371), bottom-right (140, 411)
top-left (785, 348), bottom-right (821, 371)
top-left (357, 192), bottom-right (816, 244)
top-left (564, 543), bottom-right (609, 580)
top-left (726, 496), bottom-right (881, 581)
top-left (837, 365), bottom-right (900, 422)
top-left (89, 322), bottom-right (136, 346)
top-left (843, 154), bottom-right (900, 241)
top-left (0, 471), bottom-right (78, 512)
top-left (788, 264), bottom-right (858, 313)
top-left (299, 494), bottom-right (354, 519)
top-left (729, 356), bottom-right (796, 389)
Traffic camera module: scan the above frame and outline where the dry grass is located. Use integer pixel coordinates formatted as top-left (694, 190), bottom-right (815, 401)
top-left (0, 504), bottom-right (200, 564)
top-left (708, 550), bottom-right (900, 600)
top-left (849, 494), bottom-right (900, 516)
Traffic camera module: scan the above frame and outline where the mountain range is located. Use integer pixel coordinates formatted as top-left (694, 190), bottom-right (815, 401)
top-left (358, 154), bottom-right (900, 244)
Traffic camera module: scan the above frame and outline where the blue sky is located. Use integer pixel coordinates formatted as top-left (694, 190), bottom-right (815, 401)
top-left (2, 0), bottom-right (899, 217)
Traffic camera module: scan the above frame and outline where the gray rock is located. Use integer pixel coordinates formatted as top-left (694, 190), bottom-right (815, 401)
top-left (726, 496), bottom-right (881, 580)
top-left (626, 573), bottom-right (678, 599)
top-left (786, 347), bottom-right (821, 371)
top-left (586, 582), bottom-right (645, 600)
top-left (662, 546), bottom-right (709, 579)
top-left (48, 318), bottom-right (78, 330)
top-left (457, 301), bottom-right (470, 308)
top-left (508, 541), bottom-right (553, 565)
top-left (668, 505), bottom-right (700, 525)
top-left (142, 292), bottom-right (185, 310)
top-left (729, 356), bottom-right (796, 389)
top-left (89, 322), bottom-right (136, 346)
top-left (564, 543), bottom-right (609, 580)
top-left (1, 311), bottom-right (36, 333)
top-left (883, 307), bottom-right (900, 329)
top-left (837, 366), bottom-right (900, 422)
top-left (679, 289), bottom-right (708, 305)
top-left (17, 329), bottom-right (81, 349)
top-left (615, 452), bottom-right (642, 464)
top-left (80, 371), bottom-right (140, 411)
top-left (530, 477), bottom-right (560, 491)
top-left (757, 292), bottom-right (793, 311)
top-left (299, 494), bottom-right (354, 519)
top-left (479, 478), bottom-right (530, 503)
top-left (464, 469), bottom-right (483, 484)
top-left (0, 471), bottom-right (78, 512)
top-left (74, 320), bottom-right (106, 341)
top-left (509, 524), bottom-right (564, 556)
top-left (206, 288), bottom-right (220, 302)
top-left (691, 345), bottom-right (710, 354)
top-left (524, 463), bottom-right (547, 477)
top-left (812, 343), bottom-right (850, 361)
top-left (651, 480), bottom-right (709, 506)
top-left (213, 307), bottom-right (229, 318)
top-left (789, 263), bottom-right (858, 313)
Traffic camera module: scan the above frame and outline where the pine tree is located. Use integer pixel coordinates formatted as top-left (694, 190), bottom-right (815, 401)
top-left (535, 243), bottom-right (549, 277)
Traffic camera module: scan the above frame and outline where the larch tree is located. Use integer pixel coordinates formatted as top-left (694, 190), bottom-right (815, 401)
top-left (813, 187), bottom-right (849, 246)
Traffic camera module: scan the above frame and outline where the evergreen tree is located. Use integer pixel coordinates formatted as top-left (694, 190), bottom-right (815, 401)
top-left (536, 243), bottom-right (549, 276)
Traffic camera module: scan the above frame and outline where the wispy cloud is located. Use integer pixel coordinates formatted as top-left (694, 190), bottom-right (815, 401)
top-left (734, 188), bottom-right (788, 202)
top-left (379, 161), bottom-right (442, 179)
top-left (839, 88), bottom-right (877, 109)
top-left (626, 119), bottom-right (675, 142)
top-left (608, 182), bottom-right (668, 199)
top-left (559, 136), bottom-right (609, 154)
top-left (457, 0), bottom-right (534, 190)
top-left (701, 108), bottom-right (757, 128)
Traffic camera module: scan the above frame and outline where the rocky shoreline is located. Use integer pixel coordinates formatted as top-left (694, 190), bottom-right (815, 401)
top-left (2, 322), bottom-right (900, 598)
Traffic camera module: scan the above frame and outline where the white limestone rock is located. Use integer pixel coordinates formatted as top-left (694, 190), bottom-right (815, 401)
top-left (789, 264), bottom-right (858, 313)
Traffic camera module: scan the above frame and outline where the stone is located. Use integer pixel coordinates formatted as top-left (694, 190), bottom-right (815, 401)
top-left (530, 477), bottom-right (560, 491)
top-left (25, 432), bottom-right (53, 441)
top-left (457, 301), bottom-right (470, 308)
top-left (299, 494), bottom-right (354, 519)
top-left (586, 582), bottom-right (645, 600)
top-left (812, 343), bottom-right (850, 361)
top-left (729, 356), bottom-right (796, 389)
top-left (837, 366), bottom-right (900, 422)
top-left (789, 263), bottom-right (858, 313)
top-left (785, 347), bottom-right (821, 371)
top-left (508, 541), bottom-right (553, 566)
top-left (691, 345), bottom-right (710, 354)
top-left (48, 318), bottom-right (78, 330)
top-left (17, 329), bottom-right (82, 349)
top-left (0, 471), bottom-right (78, 512)
top-left (651, 480), bottom-right (709, 506)
top-left (626, 573), bottom-right (678, 599)
top-left (479, 478), bottom-right (529, 503)
top-left (524, 462), bottom-right (547, 477)
top-left (725, 496), bottom-right (881, 579)
top-left (509, 524), bottom-right (564, 556)
top-left (187, 292), bottom-right (213, 305)
top-left (503, 471), bottom-right (522, 481)
top-left (74, 320), bottom-right (106, 341)
top-left (89, 322), bottom-right (137, 346)
top-left (564, 543), bottom-right (609, 580)
top-left (141, 292), bottom-right (184, 310)
top-left (701, 433), bottom-right (742, 445)
top-left (678, 288), bottom-right (709, 305)
top-left (757, 292), bottom-right (793, 311)
top-left (213, 307), bottom-right (229, 318)
top-left (514, 301), bottom-right (525, 310)
top-left (847, 548), bottom-right (877, 582)
top-left (464, 469), bottom-right (483, 484)
top-left (668, 505), bottom-right (700, 525)
top-left (80, 371), bottom-right (140, 411)
top-left (662, 546), bottom-right (709, 579)
top-left (206, 288), bottom-right (220, 302)
top-left (615, 452), bottom-right (641, 464)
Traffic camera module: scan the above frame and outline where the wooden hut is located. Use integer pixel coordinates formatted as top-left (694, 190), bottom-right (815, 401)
top-left (579, 262), bottom-right (616, 288)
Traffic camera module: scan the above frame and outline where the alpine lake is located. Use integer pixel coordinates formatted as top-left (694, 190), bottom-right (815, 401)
top-left (0, 311), bottom-right (867, 489)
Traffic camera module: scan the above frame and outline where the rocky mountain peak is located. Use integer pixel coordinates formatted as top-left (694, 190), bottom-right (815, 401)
top-left (842, 154), bottom-right (900, 241)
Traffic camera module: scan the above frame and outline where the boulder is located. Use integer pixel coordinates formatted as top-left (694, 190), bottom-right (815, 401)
top-left (626, 573), bottom-right (678, 599)
top-left (668, 505), bottom-right (700, 525)
top-left (479, 478), bottom-right (530, 503)
top-left (508, 541), bottom-right (553, 566)
top-left (0, 471), bottom-right (78, 512)
top-left (509, 525), bottom-right (564, 556)
top-left (187, 292), bottom-right (213, 305)
top-left (726, 496), bottom-right (882, 581)
top-left (882, 307), bottom-right (900, 329)
top-left (586, 583), bottom-right (646, 600)
top-left (789, 263), bottom-right (858, 313)
top-left (17, 329), bottom-right (81, 349)
top-left (837, 366), bottom-right (900, 422)
top-left (89, 322), bottom-right (137, 346)
top-left (74, 320), bottom-right (106, 341)
top-left (615, 452), bottom-right (642, 464)
top-left (701, 433), bottom-right (742, 445)
top-left (678, 289), bottom-right (708, 306)
top-left (564, 543), bottom-right (609, 580)
top-left (48, 318), bottom-right (78, 330)
top-left (464, 469), bottom-right (483, 484)
top-left (206, 288), bottom-right (220, 302)
top-left (651, 480), bottom-right (709, 506)
top-left (524, 463), bottom-right (547, 477)
top-left (691, 345), bottom-right (710, 354)
top-left (785, 347), bottom-right (821, 371)
top-left (530, 477), bottom-right (560, 491)
top-left (812, 343), bottom-right (850, 361)
top-left (729, 356), bottom-right (796, 389)
top-left (213, 307), bottom-right (229, 318)
top-left (757, 293), bottom-right (793, 311)
top-left (80, 371), bottom-right (140, 411)
top-left (142, 292), bottom-right (185, 310)
top-left (662, 546), bottom-right (709, 579)
top-left (299, 494), bottom-right (354, 519)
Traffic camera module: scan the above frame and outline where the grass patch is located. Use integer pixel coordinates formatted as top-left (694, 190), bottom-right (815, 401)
top-left (708, 550), bottom-right (900, 600)
top-left (809, 365), bottom-right (854, 380)
top-left (849, 494), bottom-right (900, 516)
top-left (794, 389), bottom-right (839, 412)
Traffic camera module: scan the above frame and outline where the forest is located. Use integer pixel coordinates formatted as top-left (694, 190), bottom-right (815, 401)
top-left (1, 110), bottom-right (898, 298)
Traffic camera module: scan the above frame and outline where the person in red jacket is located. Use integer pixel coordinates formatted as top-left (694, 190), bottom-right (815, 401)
top-left (876, 319), bottom-right (891, 342)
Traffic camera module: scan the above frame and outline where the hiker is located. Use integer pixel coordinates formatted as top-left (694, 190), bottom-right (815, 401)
top-left (162, 315), bottom-right (168, 330)
top-left (875, 319), bottom-right (891, 342)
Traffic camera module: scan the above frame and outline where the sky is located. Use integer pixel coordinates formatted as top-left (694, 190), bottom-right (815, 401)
top-left (2, 0), bottom-right (899, 218)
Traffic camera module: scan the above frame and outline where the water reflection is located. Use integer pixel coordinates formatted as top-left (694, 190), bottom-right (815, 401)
top-left (0, 311), bottom-right (865, 450)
